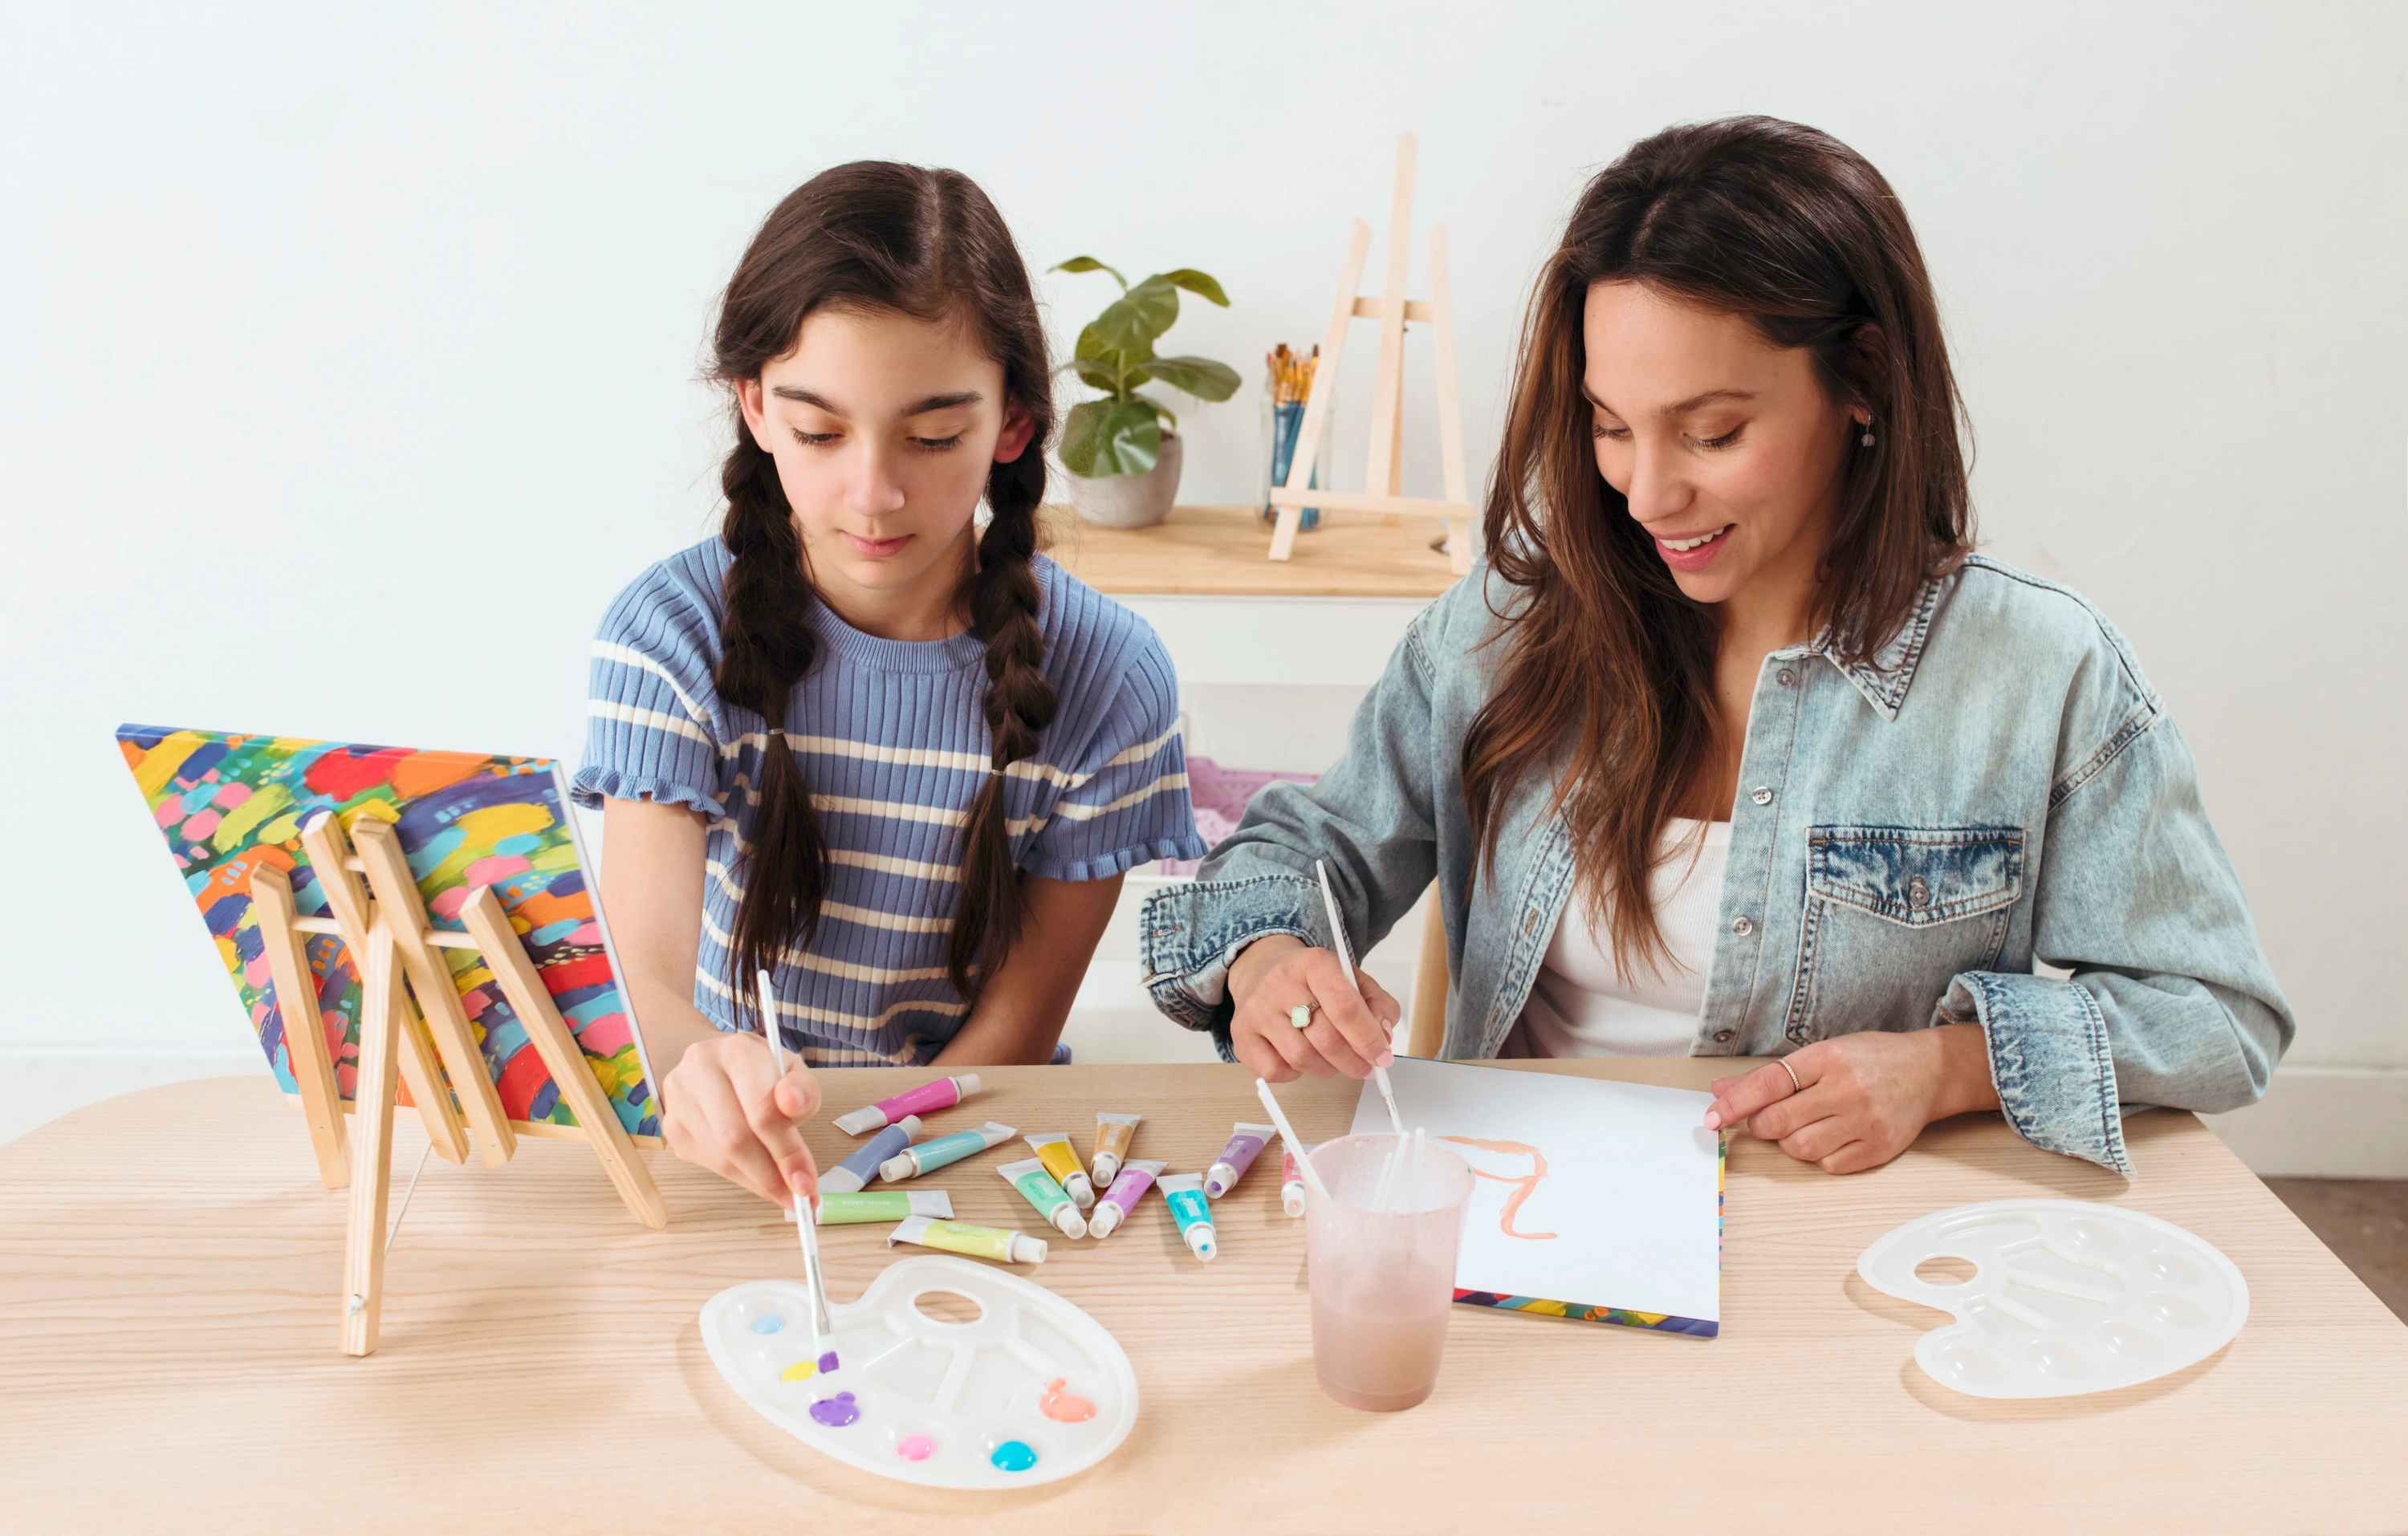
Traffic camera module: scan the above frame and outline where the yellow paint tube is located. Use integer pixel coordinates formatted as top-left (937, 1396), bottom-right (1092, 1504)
top-left (885, 1215), bottom-right (1048, 1265)
top-left (1024, 1133), bottom-right (1096, 1209)
top-left (1091, 1112), bottom-right (1141, 1185)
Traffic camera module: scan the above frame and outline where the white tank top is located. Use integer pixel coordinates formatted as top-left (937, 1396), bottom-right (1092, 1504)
top-left (1507, 818), bottom-right (1731, 1058)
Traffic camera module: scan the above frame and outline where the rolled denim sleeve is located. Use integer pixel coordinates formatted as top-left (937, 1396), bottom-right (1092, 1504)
top-left (1942, 715), bottom-right (2293, 1176)
top-left (1139, 602), bottom-right (1448, 1054)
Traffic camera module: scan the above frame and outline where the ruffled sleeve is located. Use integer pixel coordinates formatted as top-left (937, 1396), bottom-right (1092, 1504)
top-left (571, 564), bottom-right (730, 820)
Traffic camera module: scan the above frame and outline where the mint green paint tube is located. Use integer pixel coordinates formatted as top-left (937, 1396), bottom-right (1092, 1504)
top-left (996, 1156), bottom-right (1088, 1239)
top-left (814, 1189), bottom-right (953, 1225)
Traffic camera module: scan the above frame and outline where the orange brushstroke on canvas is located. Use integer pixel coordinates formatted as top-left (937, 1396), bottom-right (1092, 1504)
top-left (1438, 1136), bottom-right (1558, 1240)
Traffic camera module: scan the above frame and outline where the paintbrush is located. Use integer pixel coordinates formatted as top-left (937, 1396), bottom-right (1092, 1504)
top-left (759, 969), bottom-right (836, 1369)
top-left (1255, 1078), bottom-right (1332, 1200)
top-left (1316, 859), bottom-right (1405, 1136)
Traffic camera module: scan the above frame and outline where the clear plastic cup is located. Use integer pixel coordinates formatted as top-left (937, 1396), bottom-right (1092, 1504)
top-left (1304, 1134), bottom-right (1474, 1412)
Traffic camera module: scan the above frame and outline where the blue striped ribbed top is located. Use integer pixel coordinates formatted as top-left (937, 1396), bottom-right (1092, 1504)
top-left (573, 538), bottom-right (1204, 1066)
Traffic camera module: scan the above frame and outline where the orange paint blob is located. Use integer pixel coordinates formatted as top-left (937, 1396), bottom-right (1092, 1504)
top-left (1039, 1378), bottom-right (1095, 1424)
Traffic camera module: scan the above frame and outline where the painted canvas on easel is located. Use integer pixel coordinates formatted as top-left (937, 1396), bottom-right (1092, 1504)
top-left (116, 725), bottom-right (661, 1140)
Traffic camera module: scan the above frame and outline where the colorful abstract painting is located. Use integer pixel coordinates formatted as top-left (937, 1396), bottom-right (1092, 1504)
top-left (117, 725), bottom-right (659, 1140)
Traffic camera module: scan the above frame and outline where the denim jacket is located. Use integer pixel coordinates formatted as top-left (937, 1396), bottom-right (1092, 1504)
top-left (1140, 555), bottom-right (2292, 1175)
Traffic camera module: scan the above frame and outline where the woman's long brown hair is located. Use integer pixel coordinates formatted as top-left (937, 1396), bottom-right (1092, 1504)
top-left (710, 163), bottom-right (1056, 1024)
top-left (1462, 116), bottom-right (1974, 972)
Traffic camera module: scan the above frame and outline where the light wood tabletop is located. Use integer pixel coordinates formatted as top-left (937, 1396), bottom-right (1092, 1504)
top-left (1040, 502), bottom-right (1461, 597)
top-left (3, 1062), bottom-right (2403, 1534)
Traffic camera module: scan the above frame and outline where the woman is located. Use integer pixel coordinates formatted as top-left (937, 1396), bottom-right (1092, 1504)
top-left (581, 164), bottom-right (1204, 1209)
top-left (1141, 117), bottom-right (2288, 1176)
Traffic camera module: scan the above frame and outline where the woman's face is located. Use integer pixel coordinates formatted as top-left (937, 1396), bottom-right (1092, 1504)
top-left (1581, 281), bottom-right (1861, 615)
top-left (738, 306), bottom-right (1035, 628)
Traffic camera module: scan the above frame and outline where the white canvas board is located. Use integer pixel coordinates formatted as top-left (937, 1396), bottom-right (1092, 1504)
top-left (1347, 1059), bottom-right (1723, 1325)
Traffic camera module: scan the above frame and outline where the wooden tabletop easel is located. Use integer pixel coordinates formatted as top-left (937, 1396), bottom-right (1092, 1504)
top-left (248, 811), bottom-right (665, 1355)
top-left (1267, 132), bottom-right (1474, 575)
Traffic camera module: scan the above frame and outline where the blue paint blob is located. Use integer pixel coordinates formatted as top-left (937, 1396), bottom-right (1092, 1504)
top-left (807, 1392), bottom-right (860, 1428)
top-left (750, 1315), bottom-right (783, 1335)
top-left (990, 1440), bottom-right (1039, 1473)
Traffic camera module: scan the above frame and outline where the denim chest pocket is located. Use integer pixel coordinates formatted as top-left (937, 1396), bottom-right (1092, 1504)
top-left (1783, 826), bottom-right (2024, 1046)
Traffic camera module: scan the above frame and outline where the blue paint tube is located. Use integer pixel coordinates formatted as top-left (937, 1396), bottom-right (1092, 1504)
top-left (820, 1115), bottom-right (923, 1197)
top-left (878, 1121), bottom-right (1018, 1183)
top-left (1158, 1171), bottom-right (1217, 1261)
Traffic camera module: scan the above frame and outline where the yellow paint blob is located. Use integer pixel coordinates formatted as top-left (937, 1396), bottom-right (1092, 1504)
top-left (456, 803), bottom-right (553, 844)
top-left (779, 1360), bottom-right (818, 1384)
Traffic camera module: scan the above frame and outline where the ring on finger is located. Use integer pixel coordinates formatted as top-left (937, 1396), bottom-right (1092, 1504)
top-left (1289, 1001), bottom-right (1320, 1030)
top-left (1777, 1056), bottom-right (1804, 1095)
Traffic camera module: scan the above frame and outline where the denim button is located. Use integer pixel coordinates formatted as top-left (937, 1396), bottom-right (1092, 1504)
top-left (1775, 668), bottom-right (1795, 687)
top-left (1731, 916), bottom-right (1754, 936)
top-left (1908, 876), bottom-right (1930, 910)
top-left (1751, 786), bottom-right (1773, 806)
top-left (1713, 1029), bottom-right (1735, 1043)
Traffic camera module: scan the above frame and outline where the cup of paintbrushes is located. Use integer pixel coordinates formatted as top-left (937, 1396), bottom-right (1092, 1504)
top-left (1260, 350), bottom-right (1321, 532)
top-left (1303, 1133), bottom-right (1474, 1411)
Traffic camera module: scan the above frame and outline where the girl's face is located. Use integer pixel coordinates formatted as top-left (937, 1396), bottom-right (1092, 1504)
top-left (1581, 281), bottom-right (1862, 615)
top-left (738, 306), bottom-right (1035, 631)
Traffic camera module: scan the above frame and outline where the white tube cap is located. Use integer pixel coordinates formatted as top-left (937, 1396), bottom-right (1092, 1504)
top-left (1204, 1162), bottom-right (1238, 1199)
top-left (1087, 1201), bottom-right (1123, 1239)
top-left (1184, 1221), bottom-right (1217, 1262)
top-left (1092, 1152), bottom-right (1122, 1185)
top-left (877, 1151), bottom-right (917, 1183)
top-left (1051, 1204), bottom-right (1089, 1240)
top-left (954, 1072), bottom-right (983, 1097)
top-left (1063, 1171), bottom-right (1096, 1209)
top-left (1009, 1232), bottom-right (1048, 1264)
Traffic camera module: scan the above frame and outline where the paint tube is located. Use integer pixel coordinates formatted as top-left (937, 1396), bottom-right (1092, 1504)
top-left (1158, 1171), bottom-right (1217, 1261)
top-left (1086, 1158), bottom-right (1165, 1239)
top-left (1280, 1147), bottom-right (1308, 1217)
top-left (1203, 1122), bottom-right (1277, 1198)
top-left (878, 1121), bottom-right (1017, 1183)
top-left (1090, 1111), bottom-right (1141, 1185)
top-left (835, 1073), bottom-right (984, 1136)
top-left (887, 1215), bottom-right (1047, 1266)
top-left (997, 1156), bottom-right (1088, 1239)
top-left (1024, 1133), bottom-right (1096, 1209)
top-left (819, 1115), bottom-right (922, 1197)
top-left (816, 1189), bottom-right (952, 1225)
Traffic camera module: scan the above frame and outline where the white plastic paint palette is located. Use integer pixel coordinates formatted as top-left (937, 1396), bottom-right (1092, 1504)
top-left (1857, 1199), bottom-right (2248, 1399)
top-left (700, 1255), bottom-right (1138, 1489)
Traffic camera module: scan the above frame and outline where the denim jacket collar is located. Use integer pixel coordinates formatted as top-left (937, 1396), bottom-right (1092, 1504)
top-left (1805, 570), bottom-right (1949, 722)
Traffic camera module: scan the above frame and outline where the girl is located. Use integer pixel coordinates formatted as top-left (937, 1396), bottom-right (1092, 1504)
top-left (580, 164), bottom-right (1205, 1208)
top-left (1141, 117), bottom-right (2290, 1177)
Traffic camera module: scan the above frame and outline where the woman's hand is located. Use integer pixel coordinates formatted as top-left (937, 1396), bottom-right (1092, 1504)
top-left (1226, 934), bottom-right (1402, 1083)
top-left (660, 1030), bottom-right (824, 1209)
top-left (1702, 1023), bottom-right (1999, 1174)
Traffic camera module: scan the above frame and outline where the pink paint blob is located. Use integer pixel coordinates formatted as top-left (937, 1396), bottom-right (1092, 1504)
top-left (462, 854), bottom-right (533, 887)
top-left (427, 887), bottom-right (473, 920)
top-left (574, 1014), bottom-right (632, 1054)
top-left (181, 809), bottom-right (223, 841)
top-left (566, 921), bottom-right (603, 945)
top-left (212, 782), bottom-right (253, 809)
top-left (1039, 1378), bottom-right (1096, 1424)
top-left (153, 798), bottom-right (184, 828)
top-left (243, 955), bottom-right (273, 988)
top-left (807, 1391), bottom-right (860, 1428)
top-left (896, 1435), bottom-right (934, 1461)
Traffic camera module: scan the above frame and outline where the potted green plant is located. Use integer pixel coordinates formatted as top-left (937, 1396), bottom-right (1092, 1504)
top-left (1051, 257), bottom-right (1241, 528)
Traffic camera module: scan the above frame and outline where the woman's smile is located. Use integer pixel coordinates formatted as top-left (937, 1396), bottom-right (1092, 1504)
top-left (1653, 522), bottom-right (1735, 568)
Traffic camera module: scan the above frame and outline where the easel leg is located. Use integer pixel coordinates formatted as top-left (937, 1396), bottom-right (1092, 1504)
top-left (250, 864), bottom-right (348, 1189)
top-left (341, 931), bottom-right (402, 1357)
top-left (462, 887), bottom-right (667, 1229)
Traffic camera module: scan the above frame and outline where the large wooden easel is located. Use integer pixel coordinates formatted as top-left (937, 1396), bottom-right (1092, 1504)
top-left (1267, 132), bottom-right (1474, 575)
top-left (249, 811), bottom-right (665, 1355)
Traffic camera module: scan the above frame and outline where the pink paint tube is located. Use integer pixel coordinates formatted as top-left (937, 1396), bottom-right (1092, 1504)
top-left (1204, 1122), bottom-right (1276, 1198)
top-left (833, 1073), bottom-right (983, 1136)
top-left (1085, 1158), bottom-right (1165, 1239)
top-left (1281, 1148), bottom-right (1308, 1217)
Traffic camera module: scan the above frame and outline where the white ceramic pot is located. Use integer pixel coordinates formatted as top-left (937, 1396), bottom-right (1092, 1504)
top-left (1066, 431), bottom-right (1182, 530)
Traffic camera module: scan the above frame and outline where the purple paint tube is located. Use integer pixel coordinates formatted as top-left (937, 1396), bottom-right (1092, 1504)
top-left (1204, 1122), bottom-right (1276, 1198)
top-left (1084, 1158), bottom-right (1165, 1239)
top-left (834, 1074), bottom-right (983, 1136)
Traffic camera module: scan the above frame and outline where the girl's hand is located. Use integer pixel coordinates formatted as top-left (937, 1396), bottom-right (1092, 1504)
top-left (1226, 934), bottom-right (1403, 1083)
top-left (1702, 1023), bottom-right (1999, 1174)
top-left (660, 1030), bottom-right (824, 1209)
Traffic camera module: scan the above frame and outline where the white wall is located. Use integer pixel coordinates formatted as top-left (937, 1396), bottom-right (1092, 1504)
top-left (4, 4), bottom-right (2402, 1162)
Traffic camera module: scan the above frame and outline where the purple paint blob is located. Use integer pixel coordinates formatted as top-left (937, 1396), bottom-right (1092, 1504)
top-left (897, 1435), bottom-right (934, 1461)
top-left (749, 1315), bottom-right (783, 1335)
top-left (990, 1440), bottom-right (1038, 1472)
top-left (816, 1349), bottom-right (840, 1374)
top-left (807, 1392), bottom-right (860, 1428)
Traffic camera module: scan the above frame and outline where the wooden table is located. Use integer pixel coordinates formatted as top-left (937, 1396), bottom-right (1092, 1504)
top-left (4, 1063), bottom-right (2404, 1533)
top-left (1042, 502), bottom-right (1458, 598)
